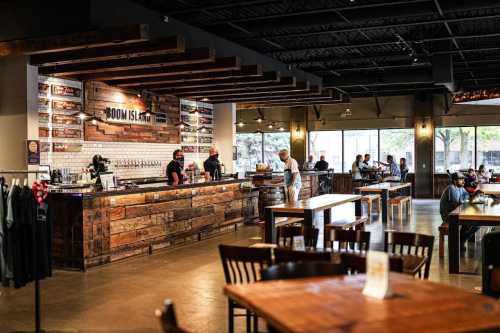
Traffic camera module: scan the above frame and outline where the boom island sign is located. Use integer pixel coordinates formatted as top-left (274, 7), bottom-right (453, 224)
top-left (105, 107), bottom-right (167, 125)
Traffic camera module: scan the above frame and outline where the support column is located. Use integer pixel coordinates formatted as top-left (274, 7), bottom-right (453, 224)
top-left (213, 103), bottom-right (236, 174)
top-left (414, 93), bottom-right (434, 198)
top-left (290, 106), bottom-right (307, 166)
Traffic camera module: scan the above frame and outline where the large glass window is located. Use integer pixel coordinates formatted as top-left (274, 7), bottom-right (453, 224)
top-left (264, 132), bottom-right (291, 171)
top-left (435, 127), bottom-right (475, 173)
top-left (477, 126), bottom-right (500, 172)
top-left (380, 129), bottom-right (415, 172)
top-left (235, 133), bottom-right (262, 173)
top-left (343, 130), bottom-right (378, 173)
top-left (309, 131), bottom-right (342, 172)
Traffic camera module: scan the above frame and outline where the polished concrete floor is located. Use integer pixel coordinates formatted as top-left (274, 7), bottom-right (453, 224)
top-left (0, 199), bottom-right (485, 333)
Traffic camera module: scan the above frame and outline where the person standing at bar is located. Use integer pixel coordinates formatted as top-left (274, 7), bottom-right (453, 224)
top-left (204, 147), bottom-right (222, 181)
top-left (166, 149), bottom-right (185, 185)
top-left (279, 149), bottom-right (302, 202)
top-left (314, 155), bottom-right (329, 171)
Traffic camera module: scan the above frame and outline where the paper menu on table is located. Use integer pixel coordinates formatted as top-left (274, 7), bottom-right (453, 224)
top-left (362, 250), bottom-right (392, 299)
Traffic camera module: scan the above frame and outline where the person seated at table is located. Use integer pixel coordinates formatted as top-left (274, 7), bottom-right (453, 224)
top-left (478, 164), bottom-right (491, 184)
top-left (440, 172), bottom-right (482, 250)
top-left (465, 168), bottom-right (478, 192)
top-left (351, 155), bottom-right (363, 180)
top-left (361, 154), bottom-right (371, 169)
top-left (400, 157), bottom-right (409, 182)
top-left (302, 155), bottom-right (315, 171)
top-left (377, 155), bottom-right (401, 181)
top-left (314, 155), bottom-right (329, 171)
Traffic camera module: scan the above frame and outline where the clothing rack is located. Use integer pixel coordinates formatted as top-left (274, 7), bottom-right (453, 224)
top-left (1, 170), bottom-right (47, 333)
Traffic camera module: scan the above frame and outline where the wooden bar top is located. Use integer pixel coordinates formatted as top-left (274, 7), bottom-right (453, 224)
top-left (357, 182), bottom-right (411, 192)
top-left (451, 200), bottom-right (500, 221)
top-left (224, 273), bottom-right (500, 333)
top-left (266, 194), bottom-right (361, 213)
top-left (479, 183), bottom-right (500, 195)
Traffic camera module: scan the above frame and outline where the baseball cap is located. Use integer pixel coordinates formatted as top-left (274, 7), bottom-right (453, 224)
top-left (451, 172), bottom-right (465, 180)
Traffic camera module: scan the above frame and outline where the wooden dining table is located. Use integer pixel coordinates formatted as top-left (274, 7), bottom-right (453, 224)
top-left (264, 194), bottom-right (362, 243)
top-left (224, 273), bottom-right (500, 333)
top-left (479, 183), bottom-right (500, 195)
top-left (356, 182), bottom-right (412, 223)
top-left (448, 199), bottom-right (500, 274)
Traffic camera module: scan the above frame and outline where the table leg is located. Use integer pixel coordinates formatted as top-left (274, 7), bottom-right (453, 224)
top-left (381, 189), bottom-right (390, 223)
top-left (448, 215), bottom-right (460, 274)
top-left (324, 208), bottom-right (331, 225)
top-left (354, 199), bottom-right (362, 217)
top-left (304, 209), bottom-right (314, 229)
top-left (264, 207), bottom-right (276, 244)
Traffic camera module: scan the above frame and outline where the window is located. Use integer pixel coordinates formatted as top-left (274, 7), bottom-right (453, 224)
top-left (308, 131), bottom-right (342, 172)
top-left (380, 129), bottom-right (415, 172)
top-left (477, 126), bottom-right (500, 172)
top-left (343, 130), bottom-right (378, 173)
top-left (434, 127), bottom-right (475, 173)
top-left (235, 133), bottom-right (262, 173)
top-left (264, 132), bottom-right (291, 171)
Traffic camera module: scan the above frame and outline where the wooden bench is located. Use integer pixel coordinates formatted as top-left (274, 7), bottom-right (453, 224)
top-left (389, 195), bottom-right (411, 222)
top-left (325, 216), bottom-right (368, 231)
top-left (361, 194), bottom-right (381, 219)
top-left (438, 222), bottom-right (448, 257)
top-left (257, 217), bottom-right (304, 240)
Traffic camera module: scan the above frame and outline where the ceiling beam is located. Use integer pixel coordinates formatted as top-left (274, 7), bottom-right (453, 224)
top-left (324, 68), bottom-right (434, 88)
top-left (0, 24), bottom-right (149, 57)
top-left (39, 48), bottom-right (215, 76)
top-left (237, 99), bottom-right (343, 109)
top-left (30, 36), bottom-right (185, 67)
top-left (124, 71), bottom-right (279, 90)
top-left (107, 65), bottom-right (262, 87)
top-left (76, 56), bottom-right (241, 81)
top-left (208, 89), bottom-right (331, 104)
top-left (153, 76), bottom-right (294, 94)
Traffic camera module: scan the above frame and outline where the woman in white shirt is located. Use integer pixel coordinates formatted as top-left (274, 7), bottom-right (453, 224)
top-left (478, 164), bottom-right (491, 184)
top-left (351, 154), bottom-right (363, 180)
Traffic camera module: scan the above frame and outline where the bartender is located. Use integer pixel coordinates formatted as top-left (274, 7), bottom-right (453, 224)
top-left (204, 147), bottom-right (222, 181)
top-left (166, 149), bottom-right (185, 185)
top-left (89, 154), bottom-right (109, 179)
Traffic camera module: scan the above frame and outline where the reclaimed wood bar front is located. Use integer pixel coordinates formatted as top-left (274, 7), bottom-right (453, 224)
top-left (49, 179), bottom-right (258, 270)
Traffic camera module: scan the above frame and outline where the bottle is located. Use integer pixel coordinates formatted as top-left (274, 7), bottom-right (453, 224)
top-left (220, 163), bottom-right (225, 176)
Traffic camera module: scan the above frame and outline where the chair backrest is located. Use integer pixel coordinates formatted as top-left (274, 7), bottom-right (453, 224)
top-left (274, 248), bottom-right (332, 264)
top-left (156, 299), bottom-right (190, 333)
top-left (482, 231), bottom-right (500, 298)
top-left (218, 244), bottom-right (273, 284)
top-left (384, 231), bottom-right (435, 279)
top-left (261, 262), bottom-right (346, 281)
top-left (326, 229), bottom-right (371, 253)
top-left (401, 169), bottom-right (409, 182)
top-left (276, 226), bottom-right (319, 249)
top-left (340, 252), bottom-right (404, 275)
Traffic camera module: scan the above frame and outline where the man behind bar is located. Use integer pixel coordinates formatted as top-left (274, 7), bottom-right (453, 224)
top-left (167, 149), bottom-right (185, 185)
top-left (204, 147), bottom-right (222, 181)
top-left (279, 149), bottom-right (302, 202)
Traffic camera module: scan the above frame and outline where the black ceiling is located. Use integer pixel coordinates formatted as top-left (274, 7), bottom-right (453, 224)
top-left (133, 0), bottom-right (500, 97)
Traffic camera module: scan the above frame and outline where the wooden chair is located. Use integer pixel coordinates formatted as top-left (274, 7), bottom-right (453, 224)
top-left (257, 217), bottom-right (304, 241)
top-left (325, 229), bottom-right (371, 253)
top-left (261, 262), bottom-right (346, 281)
top-left (274, 248), bottom-right (332, 264)
top-left (276, 225), bottom-right (319, 249)
top-left (361, 194), bottom-right (381, 220)
top-left (482, 231), bottom-right (500, 298)
top-left (340, 252), bottom-right (404, 275)
top-left (218, 245), bottom-right (273, 333)
top-left (438, 222), bottom-right (449, 257)
top-left (389, 195), bottom-right (411, 222)
top-left (156, 299), bottom-right (190, 333)
top-left (384, 231), bottom-right (435, 279)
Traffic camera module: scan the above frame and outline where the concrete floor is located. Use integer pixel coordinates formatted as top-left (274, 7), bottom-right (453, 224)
top-left (0, 199), bottom-right (484, 333)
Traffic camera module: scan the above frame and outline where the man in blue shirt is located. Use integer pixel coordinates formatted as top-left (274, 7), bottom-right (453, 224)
top-left (378, 155), bottom-right (401, 181)
top-left (440, 172), bottom-right (481, 248)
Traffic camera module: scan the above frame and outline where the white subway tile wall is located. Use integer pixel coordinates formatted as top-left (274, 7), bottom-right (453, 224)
top-left (40, 141), bottom-right (181, 179)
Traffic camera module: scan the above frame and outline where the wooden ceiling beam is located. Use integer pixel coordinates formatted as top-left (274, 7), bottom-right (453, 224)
top-left (177, 80), bottom-right (313, 98)
top-left (39, 48), bottom-right (215, 76)
top-left (154, 76), bottom-right (295, 94)
top-left (108, 65), bottom-right (262, 87)
top-left (122, 70), bottom-right (279, 89)
top-left (30, 36), bottom-right (185, 67)
top-left (206, 87), bottom-right (329, 103)
top-left (76, 56), bottom-right (241, 81)
top-left (0, 24), bottom-right (149, 57)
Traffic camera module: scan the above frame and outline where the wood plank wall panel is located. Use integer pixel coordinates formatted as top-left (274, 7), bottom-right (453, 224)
top-left (49, 183), bottom-right (259, 270)
top-left (84, 81), bottom-right (180, 144)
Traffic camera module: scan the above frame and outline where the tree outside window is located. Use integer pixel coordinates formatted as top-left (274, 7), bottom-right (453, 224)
top-left (380, 129), bottom-right (415, 172)
top-left (264, 132), bottom-right (290, 171)
top-left (477, 126), bottom-right (500, 172)
top-left (309, 131), bottom-right (342, 172)
top-left (235, 133), bottom-right (262, 173)
top-left (435, 127), bottom-right (475, 172)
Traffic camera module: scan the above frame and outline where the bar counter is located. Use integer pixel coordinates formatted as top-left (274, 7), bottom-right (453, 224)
top-left (48, 178), bottom-right (259, 270)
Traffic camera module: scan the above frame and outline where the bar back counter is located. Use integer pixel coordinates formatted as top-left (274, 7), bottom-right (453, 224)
top-left (49, 179), bottom-right (258, 270)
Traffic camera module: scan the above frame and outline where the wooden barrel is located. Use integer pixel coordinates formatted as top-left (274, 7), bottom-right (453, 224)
top-left (258, 185), bottom-right (286, 219)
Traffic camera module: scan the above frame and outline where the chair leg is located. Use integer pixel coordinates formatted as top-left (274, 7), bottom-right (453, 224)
top-left (246, 310), bottom-right (251, 333)
top-left (390, 204), bottom-right (393, 221)
top-left (253, 314), bottom-right (258, 333)
top-left (439, 230), bottom-right (445, 257)
top-left (228, 302), bottom-right (234, 333)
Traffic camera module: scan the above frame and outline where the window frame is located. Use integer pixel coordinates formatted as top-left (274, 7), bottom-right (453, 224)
top-left (434, 126), bottom-right (476, 174)
top-left (235, 131), bottom-right (291, 172)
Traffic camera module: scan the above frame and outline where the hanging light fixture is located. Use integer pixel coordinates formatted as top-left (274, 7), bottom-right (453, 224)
top-left (267, 123), bottom-right (274, 129)
top-left (279, 126), bottom-right (285, 132)
top-left (255, 117), bottom-right (263, 123)
top-left (91, 117), bottom-right (98, 125)
top-left (77, 111), bottom-right (87, 120)
top-left (236, 120), bottom-right (246, 128)
top-left (295, 125), bottom-right (302, 138)
top-left (175, 121), bottom-right (190, 130)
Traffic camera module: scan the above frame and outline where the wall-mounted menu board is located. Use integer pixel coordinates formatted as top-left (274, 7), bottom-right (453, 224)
top-left (179, 99), bottom-right (214, 162)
